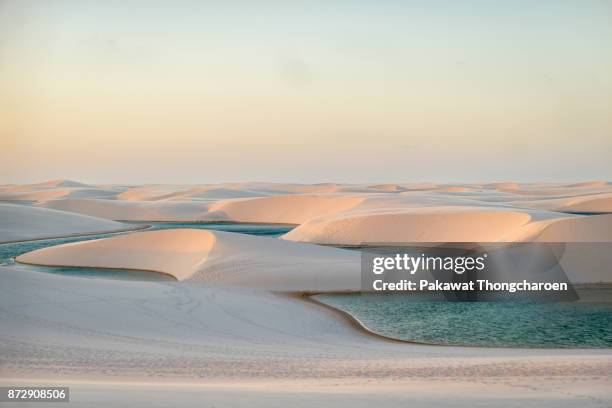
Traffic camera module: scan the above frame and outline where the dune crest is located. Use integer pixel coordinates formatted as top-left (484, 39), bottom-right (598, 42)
top-left (18, 229), bottom-right (216, 280)
top-left (556, 193), bottom-right (612, 213)
top-left (209, 194), bottom-right (366, 224)
top-left (16, 229), bottom-right (361, 290)
top-left (282, 207), bottom-right (533, 245)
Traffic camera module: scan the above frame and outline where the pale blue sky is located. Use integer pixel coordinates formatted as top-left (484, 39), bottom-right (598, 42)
top-left (1, 0), bottom-right (611, 183)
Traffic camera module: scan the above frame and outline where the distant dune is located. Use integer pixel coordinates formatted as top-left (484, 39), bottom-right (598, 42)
top-left (282, 207), bottom-right (533, 244)
top-left (40, 198), bottom-right (212, 221)
top-left (556, 193), bottom-right (612, 213)
top-left (0, 203), bottom-right (131, 243)
top-left (7, 179), bottom-right (609, 242)
top-left (208, 194), bottom-right (366, 224)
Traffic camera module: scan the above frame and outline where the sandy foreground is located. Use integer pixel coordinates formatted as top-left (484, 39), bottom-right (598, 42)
top-left (2, 266), bottom-right (611, 407)
top-left (1, 180), bottom-right (611, 406)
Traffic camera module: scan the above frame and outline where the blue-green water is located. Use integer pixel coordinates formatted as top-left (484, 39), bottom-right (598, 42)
top-left (315, 292), bottom-right (612, 348)
top-left (131, 221), bottom-right (293, 237)
top-left (1, 222), bottom-right (293, 281)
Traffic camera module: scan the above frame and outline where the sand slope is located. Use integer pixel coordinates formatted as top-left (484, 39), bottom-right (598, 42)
top-left (532, 214), bottom-right (612, 242)
top-left (556, 193), bottom-right (612, 213)
top-left (16, 229), bottom-right (361, 290)
top-left (1, 266), bottom-right (610, 406)
top-left (13, 180), bottom-right (609, 243)
top-left (40, 198), bottom-right (212, 221)
top-left (283, 207), bottom-right (534, 244)
top-left (0, 203), bottom-right (131, 243)
top-left (208, 195), bottom-right (366, 224)
top-left (18, 229), bottom-right (216, 280)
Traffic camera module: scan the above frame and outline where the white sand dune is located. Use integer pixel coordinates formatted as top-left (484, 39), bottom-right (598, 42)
top-left (0, 203), bottom-right (133, 243)
top-left (0, 179), bottom-right (121, 202)
top-left (0, 187), bottom-right (120, 202)
top-left (491, 215), bottom-right (612, 282)
top-left (40, 198), bottom-right (212, 221)
top-left (208, 194), bottom-right (366, 224)
top-left (431, 185), bottom-right (473, 193)
top-left (565, 180), bottom-right (608, 189)
top-left (166, 187), bottom-right (268, 201)
top-left (1, 265), bottom-right (610, 406)
top-left (20, 181), bottom-right (612, 244)
top-left (282, 207), bottom-right (544, 245)
top-left (400, 182), bottom-right (440, 191)
top-left (9, 179), bottom-right (94, 190)
top-left (285, 183), bottom-right (342, 193)
top-left (17, 229), bottom-right (216, 280)
top-left (530, 214), bottom-right (612, 242)
top-left (17, 229), bottom-right (361, 290)
top-left (16, 214), bottom-right (612, 287)
top-left (114, 184), bottom-right (241, 201)
top-left (40, 194), bottom-right (365, 223)
top-left (556, 193), bottom-right (612, 213)
top-left (282, 204), bottom-right (612, 246)
top-left (0, 188), bottom-right (73, 201)
top-left (495, 183), bottom-right (611, 198)
top-left (485, 182), bottom-right (520, 190)
top-left (367, 184), bottom-right (407, 192)
top-left (507, 192), bottom-right (612, 214)
top-left (117, 185), bottom-right (184, 201)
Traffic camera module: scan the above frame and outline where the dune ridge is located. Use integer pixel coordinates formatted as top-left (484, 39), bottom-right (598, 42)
top-left (9, 180), bottom-right (611, 246)
top-left (16, 229), bottom-right (361, 290)
top-left (282, 207), bottom-right (534, 245)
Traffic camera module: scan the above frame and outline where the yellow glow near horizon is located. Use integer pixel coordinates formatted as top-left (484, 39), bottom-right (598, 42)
top-left (1, 1), bottom-right (611, 183)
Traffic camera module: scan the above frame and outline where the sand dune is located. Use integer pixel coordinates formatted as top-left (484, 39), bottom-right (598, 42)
top-left (3, 180), bottom-right (609, 245)
top-left (208, 194), bottom-right (366, 224)
top-left (0, 203), bottom-right (132, 243)
top-left (283, 207), bottom-right (534, 245)
top-left (367, 184), bottom-right (406, 192)
top-left (432, 186), bottom-right (473, 193)
top-left (286, 183), bottom-right (342, 193)
top-left (16, 212), bottom-right (612, 287)
top-left (555, 193), bottom-right (612, 213)
top-left (13, 179), bottom-right (94, 190)
top-left (399, 182), bottom-right (439, 191)
top-left (532, 214), bottom-right (612, 242)
top-left (40, 198), bottom-right (212, 221)
top-left (494, 182), bottom-right (612, 198)
top-left (41, 194), bottom-right (367, 223)
top-left (508, 192), bottom-right (612, 214)
top-left (0, 188), bottom-right (72, 201)
top-left (3, 264), bottom-right (609, 407)
top-left (16, 229), bottom-right (361, 290)
top-left (116, 185), bottom-right (200, 201)
top-left (116, 184), bottom-right (270, 201)
top-left (486, 182), bottom-right (520, 190)
top-left (17, 229), bottom-right (215, 280)
top-left (165, 187), bottom-right (268, 201)
top-left (565, 180), bottom-right (608, 188)
top-left (0, 187), bottom-right (120, 202)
